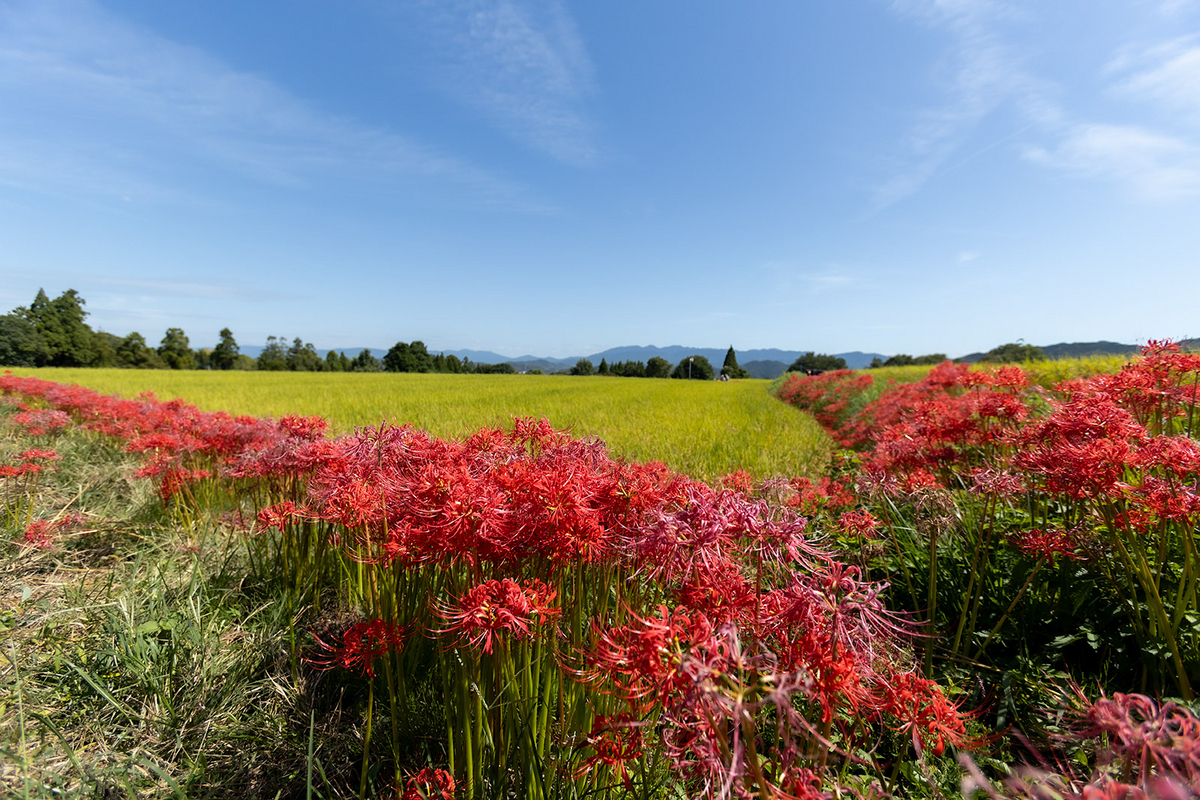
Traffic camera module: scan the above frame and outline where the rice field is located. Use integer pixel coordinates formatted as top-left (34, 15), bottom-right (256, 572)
top-left (3, 369), bottom-right (832, 481)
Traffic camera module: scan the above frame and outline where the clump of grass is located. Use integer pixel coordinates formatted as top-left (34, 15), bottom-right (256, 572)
top-left (0, 422), bottom-right (364, 799)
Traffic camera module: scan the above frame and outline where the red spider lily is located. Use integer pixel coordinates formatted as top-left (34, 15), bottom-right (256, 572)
top-left (309, 619), bottom-right (408, 678)
top-left (878, 671), bottom-right (975, 756)
top-left (435, 578), bottom-right (560, 654)
top-left (255, 501), bottom-right (305, 532)
top-left (837, 509), bottom-right (880, 540)
top-left (22, 519), bottom-right (56, 549)
top-left (968, 467), bottom-right (1026, 497)
top-left (0, 448), bottom-right (59, 478)
top-left (675, 557), bottom-right (757, 624)
top-left (11, 409), bottom-right (72, 436)
top-left (1079, 693), bottom-right (1200, 792)
top-left (586, 605), bottom-right (716, 709)
top-left (1014, 394), bottom-right (1148, 500)
top-left (1008, 528), bottom-right (1083, 563)
top-left (18, 514), bottom-right (84, 550)
top-left (574, 713), bottom-right (645, 789)
top-left (399, 767), bottom-right (455, 800)
top-left (720, 470), bottom-right (755, 497)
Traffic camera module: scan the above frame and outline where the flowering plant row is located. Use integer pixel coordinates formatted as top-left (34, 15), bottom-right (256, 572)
top-left (2, 372), bottom-right (971, 798)
top-left (774, 343), bottom-right (1200, 796)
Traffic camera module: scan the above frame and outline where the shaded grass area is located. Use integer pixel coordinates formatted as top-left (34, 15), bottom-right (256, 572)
top-left (0, 428), bottom-right (369, 799)
top-left (4, 370), bottom-right (831, 482)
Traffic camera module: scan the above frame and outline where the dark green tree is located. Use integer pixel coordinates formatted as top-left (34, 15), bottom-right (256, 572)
top-left (287, 338), bottom-right (326, 371)
top-left (18, 289), bottom-right (98, 366)
top-left (786, 352), bottom-right (847, 373)
top-left (720, 346), bottom-right (750, 379)
top-left (476, 362), bottom-right (516, 374)
top-left (671, 355), bottom-right (715, 380)
top-left (116, 332), bottom-right (166, 369)
top-left (598, 358), bottom-right (609, 375)
top-left (257, 336), bottom-right (289, 371)
top-left (445, 354), bottom-right (464, 373)
top-left (0, 314), bottom-right (50, 366)
top-left (350, 349), bottom-right (382, 372)
top-left (383, 340), bottom-right (435, 373)
top-left (570, 359), bottom-right (595, 376)
top-left (981, 342), bottom-right (1045, 363)
top-left (645, 356), bottom-right (671, 379)
top-left (325, 350), bottom-right (345, 372)
top-left (211, 328), bottom-right (240, 370)
top-left (158, 327), bottom-right (196, 370)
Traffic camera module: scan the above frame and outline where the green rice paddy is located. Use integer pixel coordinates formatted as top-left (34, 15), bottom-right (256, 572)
top-left (6, 369), bottom-right (833, 482)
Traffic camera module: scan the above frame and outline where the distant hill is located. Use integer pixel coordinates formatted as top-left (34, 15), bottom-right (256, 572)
top-left (959, 340), bottom-right (1144, 363)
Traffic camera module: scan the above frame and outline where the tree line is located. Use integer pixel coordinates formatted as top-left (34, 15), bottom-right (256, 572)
top-left (0, 289), bottom-right (528, 374)
top-left (0, 288), bottom-right (854, 378)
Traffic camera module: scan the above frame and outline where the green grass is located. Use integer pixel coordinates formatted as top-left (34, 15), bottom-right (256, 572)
top-left (5, 370), bottom-right (832, 482)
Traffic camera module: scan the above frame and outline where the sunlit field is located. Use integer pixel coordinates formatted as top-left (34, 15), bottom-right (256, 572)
top-left (4, 369), bottom-right (832, 481)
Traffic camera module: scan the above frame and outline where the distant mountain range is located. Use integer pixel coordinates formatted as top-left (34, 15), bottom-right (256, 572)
top-left (956, 340), bottom-right (1181, 363)
top-left (232, 340), bottom-right (1196, 378)
top-left (233, 344), bottom-right (885, 377)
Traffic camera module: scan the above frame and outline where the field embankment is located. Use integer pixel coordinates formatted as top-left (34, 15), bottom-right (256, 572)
top-left (3, 370), bottom-right (831, 482)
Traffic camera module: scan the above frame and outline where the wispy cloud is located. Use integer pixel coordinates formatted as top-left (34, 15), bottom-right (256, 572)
top-left (1109, 37), bottom-right (1200, 126)
top-left (0, 0), bottom-right (536, 208)
top-left (1025, 123), bottom-right (1200, 200)
top-left (398, 0), bottom-right (599, 166)
top-left (883, 1), bottom-right (1200, 204)
top-left (875, 0), bottom-right (1049, 207)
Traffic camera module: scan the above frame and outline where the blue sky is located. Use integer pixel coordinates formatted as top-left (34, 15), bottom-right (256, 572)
top-left (2, 0), bottom-right (1198, 358)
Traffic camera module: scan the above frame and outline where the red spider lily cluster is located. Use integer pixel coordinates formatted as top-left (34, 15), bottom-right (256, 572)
top-left (1, 373), bottom-right (332, 502)
top-left (19, 513), bottom-right (85, 550)
top-left (400, 768), bottom-right (456, 800)
top-left (776, 341), bottom-right (1200, 699)
top-left (11, 407), bottom-right (73, 437)
top-left (963, 691), bottom-right (1200, 799)
top-left (0, 448), bottom-right (58, 478)
top-left (2, 372), bottom-right (974, 798)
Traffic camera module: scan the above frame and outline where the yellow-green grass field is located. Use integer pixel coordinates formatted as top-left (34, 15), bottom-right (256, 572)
top-left (5, 369), bottom-right (833, 482)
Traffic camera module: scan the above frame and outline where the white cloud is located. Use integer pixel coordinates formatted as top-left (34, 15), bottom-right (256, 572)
top-left (1024, 123), bottom-right (1200, 200)
top-left (403, 0), bottom-right (599, 166)
top-left (957, 250), bottom-right (980, 262)
top-left (1110, 37), bottom-right (1200, 125)
top-left (876, 0), bottom-right (1051, 207)
top-left (884, 3), bottom-right (1200, 205)
top-left (0, 0), bottom-right (536, 208)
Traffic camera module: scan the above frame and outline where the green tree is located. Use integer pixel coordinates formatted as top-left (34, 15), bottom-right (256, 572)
top-left (720, 346), bottom-right (750, 379)
top-left (645, 356), bottom-right (671, 378)
top-left (570, 358), bottom-right (595, 376)
top-left (445, 354), bottom-right (464, 373)
top-left (0, 314), bottom-right (50, 366)
top-left (981, 342), bottom-right (1045, 363)
top-left (116, 332), bottom-right (166, 369)
top-left (257, 336), bottom-right (289, 371)
top-left (158, 327), bottom-right (196, 370)
top-left (325, 350), bottom-right (345, 372)
top-left (350, 348), bottom-right (382, 372)
top-left (383, 340), bottom-right (435, 373)
top-left (18, 289), bottom-right (98, 366)
top-left (671, 355), bottom-right (715, 380)
top-left (287, 337), bottom-right (326, 371)
top-left (211, 328), bottom-right (240, 370)
top-left (786, 352), bottom-right (847, 373)
top-left (476, 362), bottom-right (517, 374)
top-left (598, 358), bottom-right (609, 375)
